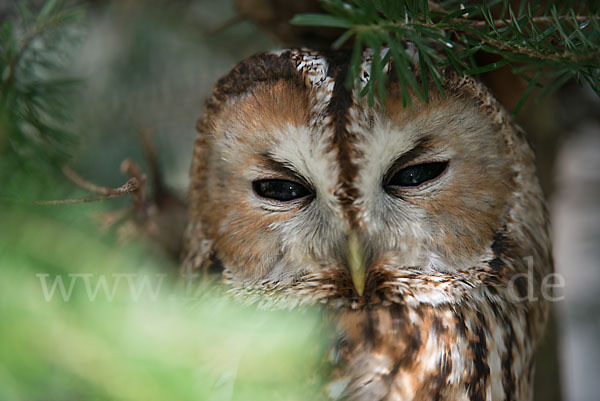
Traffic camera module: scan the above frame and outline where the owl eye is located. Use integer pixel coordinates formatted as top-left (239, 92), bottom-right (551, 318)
top-left (253, 179), bottom-right (311, 202)
top-left (386, 161), bottom-right (448, 188)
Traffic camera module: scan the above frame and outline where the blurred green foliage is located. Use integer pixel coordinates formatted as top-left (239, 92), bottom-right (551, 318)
top-left (0, 203), bottom-right (328, 400)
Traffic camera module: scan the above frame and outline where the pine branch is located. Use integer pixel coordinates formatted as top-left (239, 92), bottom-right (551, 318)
top-left (291, 0), bottom-right (600, 113)
top-left (0, 0), bottom-right (83, 177)
top-left (461, 14), bottom-right (594, 29)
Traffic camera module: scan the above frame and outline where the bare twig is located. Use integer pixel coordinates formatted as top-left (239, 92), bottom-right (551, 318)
top-left (61, 165), bottom-right (119, 196)
top-left (137, 125), bottom-right (164, 198)
top-left (120, 159), bottom-right (147, 209)
top-left (32, 176), bottom-right (140, 206)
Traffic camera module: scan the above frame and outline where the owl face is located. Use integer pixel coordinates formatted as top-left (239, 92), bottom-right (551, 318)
top-left (186, 49), bottom-right (552, 400)
top-left (191, 50), bottom-right (516, 293)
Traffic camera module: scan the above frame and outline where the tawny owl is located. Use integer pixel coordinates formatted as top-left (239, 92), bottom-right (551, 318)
top-left (183, 48), bottom-right (552, 400)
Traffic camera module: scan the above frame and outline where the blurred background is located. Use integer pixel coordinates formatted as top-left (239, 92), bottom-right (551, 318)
top-left (1, 1), bottom-right (599, 400)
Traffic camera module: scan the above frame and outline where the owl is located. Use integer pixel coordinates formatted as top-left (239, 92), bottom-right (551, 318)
top-left (183, 48), bottom-right (552, 401)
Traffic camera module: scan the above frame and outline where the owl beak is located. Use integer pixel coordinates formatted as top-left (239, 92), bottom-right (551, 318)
top-left (347, 231), bottom-right (366, 296)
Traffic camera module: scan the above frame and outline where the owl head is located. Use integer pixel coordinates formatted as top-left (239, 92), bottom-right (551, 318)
top-left (184, 48), bottom-right (550, 308)
top-left (184, 48), bottom-right (553, 400)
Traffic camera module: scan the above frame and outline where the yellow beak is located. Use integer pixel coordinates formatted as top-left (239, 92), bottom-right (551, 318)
top-left (347, 231), bottom-right (366, 296)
